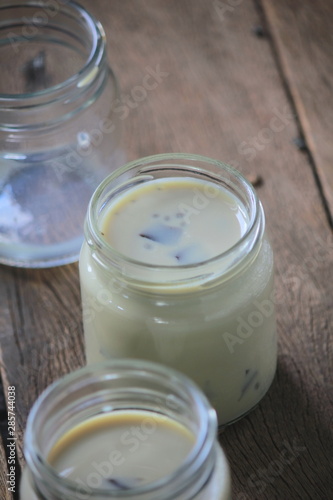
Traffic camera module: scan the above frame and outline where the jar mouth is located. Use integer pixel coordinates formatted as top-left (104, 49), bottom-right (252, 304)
top-left (85, 153), bottom-right (264, 286)
top-left (0, 0), bottom-right (105, 102)
top-left (24, 359), bottom-right (217, 499)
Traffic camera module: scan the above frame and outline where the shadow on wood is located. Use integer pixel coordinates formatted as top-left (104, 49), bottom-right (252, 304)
top-left (220, 355), bottom-right (333, 499)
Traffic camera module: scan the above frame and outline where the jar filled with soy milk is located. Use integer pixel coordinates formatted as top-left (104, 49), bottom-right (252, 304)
top-left (80, 153), bottom-right (277, 426)
top-left (20, 359), bottom-right (231, 500)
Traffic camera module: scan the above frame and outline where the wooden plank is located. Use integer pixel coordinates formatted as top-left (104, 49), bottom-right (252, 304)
top-left (0, 1), bottom-right (332, 498)
top-left (261, 0), bottom-right (333, 220)
top-left (0, 435), bottom-right (13, 500)
top-left (0, 265), bottom-right (84, 464)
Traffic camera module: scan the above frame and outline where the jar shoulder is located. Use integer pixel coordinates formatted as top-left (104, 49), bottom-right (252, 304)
top-left (80, 235), bottom-right (274, 313)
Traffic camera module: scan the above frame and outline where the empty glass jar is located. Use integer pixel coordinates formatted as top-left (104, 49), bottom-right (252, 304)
top-left (0, 0), bottom-right (123, 267)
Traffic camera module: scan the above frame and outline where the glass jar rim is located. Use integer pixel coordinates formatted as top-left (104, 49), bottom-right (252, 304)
top-left (0, 0), bottom-right (106, 102)
top-left (85, 153), bottom-right (264, 286)
top-left (24, 359), bottom-right (217, 499)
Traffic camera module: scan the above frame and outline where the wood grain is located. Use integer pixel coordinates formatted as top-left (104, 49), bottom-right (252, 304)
top-left (0, 1), bottom-right (332, 499)
top-left (261, 0), bottom-right (333, 221)
top-left (0, 264), bottom-right (84, 465)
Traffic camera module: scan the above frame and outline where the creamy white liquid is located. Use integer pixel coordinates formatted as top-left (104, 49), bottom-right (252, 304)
top-left (101, 178), bottom-right (248, 265)
top-left (80, 177), bottom-right (277, 426)
top-left (20, 411), bottom-right (231, 499)
top-left (49, 411), bottom-right (195, 489)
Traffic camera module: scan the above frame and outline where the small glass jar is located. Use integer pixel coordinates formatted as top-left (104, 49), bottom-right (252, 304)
top-left (79, 153), bottom-right (277, 426)
top-left (0, 0), bottom-right (124, 267)
top-left (20, 359), bottom-right (231, 500)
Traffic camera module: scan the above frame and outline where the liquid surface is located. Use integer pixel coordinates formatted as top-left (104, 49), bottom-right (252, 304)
top-left (101, 178), bottom-right (248, 265)
top-left (47, 411), bottom-right (195, 492)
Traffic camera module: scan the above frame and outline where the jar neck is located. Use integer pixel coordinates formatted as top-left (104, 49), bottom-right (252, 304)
top-left (85, 153), bottom-right (264, 291)
top-left (0, 1), bottom-right (108, 129)
top-left (24, 360), bottom-right (218, 500)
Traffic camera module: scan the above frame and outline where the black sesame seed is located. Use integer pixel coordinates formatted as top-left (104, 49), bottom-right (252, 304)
top-left (139, 233), bottom-right (155, 241)
top-left (106, 478), bottom-right (134, 490)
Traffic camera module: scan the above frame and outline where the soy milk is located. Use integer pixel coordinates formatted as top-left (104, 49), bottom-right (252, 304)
top-left (102, 178), bottom-right (248, 265)
top-left (47, 411), bottom-right (195, 489)
top-left (21, 411), bottom-right (230, 500)
top-left (20, 359), bottom-right (231, 499)
top-left (80, 155), bottom-right (277, 426)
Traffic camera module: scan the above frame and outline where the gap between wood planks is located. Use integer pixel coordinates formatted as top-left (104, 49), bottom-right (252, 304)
top-left (254, 0), bottom-right (333, 229)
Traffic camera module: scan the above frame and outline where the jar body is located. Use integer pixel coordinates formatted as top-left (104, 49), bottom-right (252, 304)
top-left (20, 360), bottom-right (231, 500)
top-left (79, 154), bottom-right (277, 426)
top-left (20, 446), bottom-right (230, 500)
top-left (80, 234), bottom-right (276, 426)
top-left (0, 1), bottom-right (123, 267)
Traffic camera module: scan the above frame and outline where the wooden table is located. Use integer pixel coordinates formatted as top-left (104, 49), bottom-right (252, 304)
top-left (1, 1), bottom-right (332, 498)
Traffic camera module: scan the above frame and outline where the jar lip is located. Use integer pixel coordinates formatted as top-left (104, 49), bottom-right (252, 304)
top-left (0, 0), bottom-right (106, 102)
top-left (24, 359), bottom-right (217, 498)
top-left (85, 153), bottom-right (263, 279)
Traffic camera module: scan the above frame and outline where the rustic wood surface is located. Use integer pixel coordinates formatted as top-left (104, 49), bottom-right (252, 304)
top-left (262, 0), bottom-right (333, 221)
top-left (0, 1), bottom-right (332, 499)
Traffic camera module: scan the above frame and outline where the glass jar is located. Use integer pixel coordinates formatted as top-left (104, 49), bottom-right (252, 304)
top-left (79, 153), bottom-right (277, 426)
top-left (20, 359), bottom-right (231, 500)
top-left (0, 0), bottom-right (124, 267)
